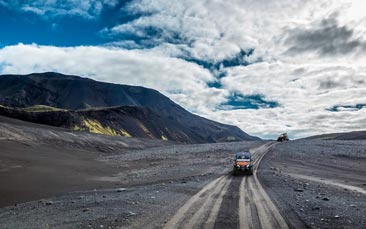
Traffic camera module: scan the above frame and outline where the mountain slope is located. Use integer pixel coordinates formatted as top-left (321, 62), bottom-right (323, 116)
top-left (303, 131), bottom-right (366, 140)
top-left (0, 72), bottom-right (259, 143)
top-left (0, 105), bottom-right (222, 143)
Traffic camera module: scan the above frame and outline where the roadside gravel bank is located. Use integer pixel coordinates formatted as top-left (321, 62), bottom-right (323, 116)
top-left (259, 140), bottom-right (366, 229)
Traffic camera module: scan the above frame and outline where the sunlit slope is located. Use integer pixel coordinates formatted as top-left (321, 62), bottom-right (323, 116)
top-left (0, 105), bottom-right (182, 141)
top-left (0, 72), bottom-right (260, 143)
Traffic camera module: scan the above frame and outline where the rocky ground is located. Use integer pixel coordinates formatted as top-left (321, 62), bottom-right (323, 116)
top-left (0, 115), bottom-right (264, 228)
top-left (0, 115), bottom-right (171, 207)
top-left (259, 140), bottom-right (366, 229)
top-left (0, 141), bottom-right (263, 229)
top-left (1, 115), bottom-right (366, 229)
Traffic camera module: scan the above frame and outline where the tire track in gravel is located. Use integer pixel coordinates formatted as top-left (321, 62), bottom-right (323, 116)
top-left (164, 142), bottom-right (290, 229)
top-left (285, 173), bottom-right (366, 195)
top-left (163, 175), bottom-right (232, 229)
top-left (213, 176), bottom-right (241, 229)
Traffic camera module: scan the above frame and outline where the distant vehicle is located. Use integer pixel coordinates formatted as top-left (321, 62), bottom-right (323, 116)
top-left (277, 133), bottom-right (289, 142)
top-left (233, 151), bottom-right (253, 175)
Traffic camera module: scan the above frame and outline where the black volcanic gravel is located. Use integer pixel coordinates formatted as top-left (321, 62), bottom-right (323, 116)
top-left (258, 140), bottom-right (366, 229)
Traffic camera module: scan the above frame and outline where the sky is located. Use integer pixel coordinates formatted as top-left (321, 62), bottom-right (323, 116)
top-left (0, 0), bottom-right (366, 139)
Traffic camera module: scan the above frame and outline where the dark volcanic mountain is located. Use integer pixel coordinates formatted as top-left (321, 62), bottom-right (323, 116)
top-left (0, 72), bottom-right (259, 143)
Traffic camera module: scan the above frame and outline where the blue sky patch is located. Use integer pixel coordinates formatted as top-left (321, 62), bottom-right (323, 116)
top-left (207, 80), bottom-right (223, 89)
top-left (218, 93), bottom-right (279, 110)
top-left (183, 49), bottom-right (254, 74)
top-left (0, 1), bottom-right (138, 47)
top-left (328, 104), bottom-right (366, 112)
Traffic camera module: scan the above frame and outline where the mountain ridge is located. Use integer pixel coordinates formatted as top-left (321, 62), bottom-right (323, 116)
top-left (302, 130), bottom-right (366, 141)
top-left (0, 72), bottom-right (260, 143)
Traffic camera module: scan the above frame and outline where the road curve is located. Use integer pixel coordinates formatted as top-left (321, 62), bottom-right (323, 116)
top-left (163, 142), bottom-right (289, 229)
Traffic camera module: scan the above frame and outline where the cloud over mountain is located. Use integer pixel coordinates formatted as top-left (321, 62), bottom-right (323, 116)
top-left (1, 0), bottom-right (366, 139)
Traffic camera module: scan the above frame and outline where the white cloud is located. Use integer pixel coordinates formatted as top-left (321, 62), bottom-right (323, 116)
top-left (218, 61), bottom-right (366, 138)
top-left (105, 0), bottom-right (366, 63)
top-left (0, 43), bottom-right (224, 114)
top-left (107, 0), bottom-right (343, 62)
top-left (2, 0), bottom-right (366, 139)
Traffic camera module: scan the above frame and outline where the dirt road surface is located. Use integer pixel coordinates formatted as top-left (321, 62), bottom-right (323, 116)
top-left (164, 142), bottom-right (289, 229)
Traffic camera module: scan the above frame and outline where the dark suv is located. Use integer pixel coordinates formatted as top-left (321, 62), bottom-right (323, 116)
top-left (233, 151), bottom-right (253, 175)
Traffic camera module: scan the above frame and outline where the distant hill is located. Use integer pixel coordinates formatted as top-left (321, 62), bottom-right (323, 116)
top-left (0, 72), bottom-right (259, 143)
top-left (303, 131), bottom-right (366, 141)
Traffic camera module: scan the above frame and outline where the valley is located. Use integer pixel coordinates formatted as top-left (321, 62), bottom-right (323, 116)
top-left (1, 115), bottom-right (366, 228)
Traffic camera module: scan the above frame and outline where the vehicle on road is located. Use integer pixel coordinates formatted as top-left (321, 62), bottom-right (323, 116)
top-left (233, 151), bottom-right (253, 175)
top-left (277, 133), bottom-right (289, 142)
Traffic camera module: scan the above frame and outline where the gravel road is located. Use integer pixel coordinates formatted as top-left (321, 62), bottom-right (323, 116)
top-left (163, 142), bottom-right (289, 229)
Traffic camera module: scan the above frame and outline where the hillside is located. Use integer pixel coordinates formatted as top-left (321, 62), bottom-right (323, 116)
top-left (0, 72), bottom-right (259, 143)
top-left (303, 131), bottom-right (366, 140)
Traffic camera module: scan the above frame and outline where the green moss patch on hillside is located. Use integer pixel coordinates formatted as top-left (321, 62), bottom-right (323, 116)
top-left (73, 118), bottom-right (132, 138)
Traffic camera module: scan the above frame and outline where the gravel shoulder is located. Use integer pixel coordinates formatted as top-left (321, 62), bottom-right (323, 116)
top-left (0, 115), bottom-right (170, 208)
top-left (258, 140), bottom-right (366, 229)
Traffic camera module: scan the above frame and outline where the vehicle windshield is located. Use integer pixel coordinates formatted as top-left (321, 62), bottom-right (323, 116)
top-left (235, 152), bottom-right (251, 160)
